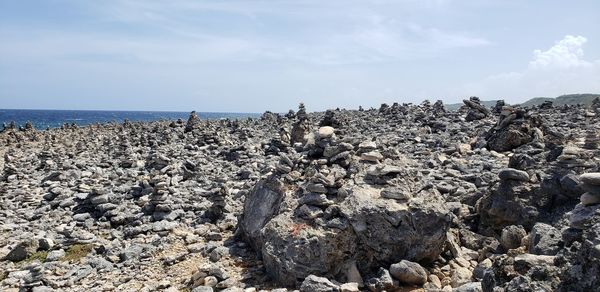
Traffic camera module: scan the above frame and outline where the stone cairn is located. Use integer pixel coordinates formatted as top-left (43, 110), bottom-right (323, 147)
top-left (579, 173), bottom-right (600, 206)
top-left (146, 176), bottom-right (173, 221)
top-left (569, 172), bottom-right (600, 230)
top-left (184, 111), bottom-right (201, 133)
top-left (432, 100), bottom-right (446, 114)
top-left (583, 129), bottom-right (599, 150)
top-left (463, 96), bottom-right (490, 121)
top-left (206, 185), bottom-right (227, 223)
top-left (291, 103), bottom-right (311, 145)
top-left (319, 109), bottom-right (344, 128)
top-left (591, 97), bottom-right (600, 113)
top-left (285, 109), bottom-right (296, 119)
top-left (78, 182), bottom-right (116, 220)
top-left (37, 149), bottom-right (54, 170)
top-left (2, 153), bottom-right (18, 180)
top-left (539, 100), bottom-right (553, 110)
top-left (493, 100), bottom-right (506, 114)
top-left (555, 146), bottom-right (591, 168)
top-left (22, 263), bottom-right (44, 288)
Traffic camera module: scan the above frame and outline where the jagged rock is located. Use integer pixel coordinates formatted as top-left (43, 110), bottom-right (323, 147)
top-left (365, 268), bottom-right (395, 292)
top-left (240, 181), bottom-right (450, 286)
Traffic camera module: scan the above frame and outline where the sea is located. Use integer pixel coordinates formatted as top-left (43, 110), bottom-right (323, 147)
top-left (0, 109), bottom-right (261, 130)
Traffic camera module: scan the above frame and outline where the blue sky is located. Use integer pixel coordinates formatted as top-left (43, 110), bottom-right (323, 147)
top-left (1, 0), bottom-right (599, 112)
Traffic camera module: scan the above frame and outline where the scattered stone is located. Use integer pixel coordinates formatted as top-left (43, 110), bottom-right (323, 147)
top-left (500, 225), bottom-right (526, 250)
top-left (389, 260), bottom-right (428, 285)
top-left (300, 275), bottom-right (339, 292)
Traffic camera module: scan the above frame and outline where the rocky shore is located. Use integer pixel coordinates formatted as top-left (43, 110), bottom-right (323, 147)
top-left (1, 98), bottom-right (600, 292)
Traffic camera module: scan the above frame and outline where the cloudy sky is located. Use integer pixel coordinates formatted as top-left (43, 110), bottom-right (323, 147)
top-left (1, 0), bottom-right (599, 112)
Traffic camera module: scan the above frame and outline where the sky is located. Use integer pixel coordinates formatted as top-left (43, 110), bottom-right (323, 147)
top-left (0, 0), bottom-right (599, 112)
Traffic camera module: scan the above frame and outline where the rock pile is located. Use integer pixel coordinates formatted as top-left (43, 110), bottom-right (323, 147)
top-left (184, 111), bottom-right (201, 133)
top-left (146, 177), bottom-right (175, 221)
top-left (578, 173), bottom-right (600, 207)
top-left (485, 106), bottom-right (538, 152)
top-left (463, 96), bottom-right (490, 121)
top-left (1, 104), bottom-right (600, 291)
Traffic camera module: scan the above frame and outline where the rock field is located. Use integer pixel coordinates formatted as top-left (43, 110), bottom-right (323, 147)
top-left (1, 98), bottom-right (600, 292)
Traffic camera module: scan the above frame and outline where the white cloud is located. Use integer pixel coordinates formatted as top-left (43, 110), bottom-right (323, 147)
top-left (529, 35), bottom-right (591, 69)
top-left (6, 0), bottom-right (485, 66)
top-left (459, 35), bottom-right (600, 103)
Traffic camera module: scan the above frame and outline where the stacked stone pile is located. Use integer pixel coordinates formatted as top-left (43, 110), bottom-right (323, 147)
top-left (579, 173), bottom-right (600, 206)
top-left (463, 96), bottom-right (490, 121)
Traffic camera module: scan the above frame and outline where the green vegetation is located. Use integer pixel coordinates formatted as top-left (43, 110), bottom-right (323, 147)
top-left (15, 250), bottom-right (49, 267)
top-left (62, 244), bottom-right (94, 262)
top-left (0, 270), bottom-right (8, 282)
top-left (25, 251), bottom-right (49, 263)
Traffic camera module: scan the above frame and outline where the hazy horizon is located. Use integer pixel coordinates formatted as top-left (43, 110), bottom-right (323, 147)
top-left (1, 1), bottom-right (599, 112)
top-left (0, 92), bottom-right (599, 113)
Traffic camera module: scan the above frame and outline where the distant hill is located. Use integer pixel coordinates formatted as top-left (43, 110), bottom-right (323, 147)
top-left (445, 94), bottom-right (600, 110)
top-left (520, 94), bottom-right (600, 107)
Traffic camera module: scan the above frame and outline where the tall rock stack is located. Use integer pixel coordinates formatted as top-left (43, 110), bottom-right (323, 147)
top-left (486, 106), bottom-right (537, 152)
top-left (555, 146), bottom-right (591, 168)
top-left (206, 185), bottom-right (227, 223)
top-left (561, 172), bottom-right (600, 291)
top-left (319, 110), bottom-right (344, 128)
top-left (492, 100), bottom-right (506, 114)
top-left (291, 103), bottom-right (311, 145)
top-left (24, 121), bottom-right (34, 131)
top-left (432, 100), bottom-right (446, 114)
top-left (569, 172), bottom-right (600, 230)
top-left (37, 149), bottom-right (54, 170)
top-left (85, 183), bottom-right (115, 219)
top-left (579, 173), bottom-right (600, 207)
top-left (2, 153), bottom-right (18, 180)
top-left (185, 111), bottom-right (201, 133)
top-left (147, 177), bottom-right (173, 221)
top-left (478, 168), bottom-right (542, 230)
top-left (591, 97), bottom-right (600, 113)
top-left (22, 263), bottom-right (44, 289)
top-left (583, 129), bottom-right (599, 150)
top-left (463, 96), bottom-right (490, 121)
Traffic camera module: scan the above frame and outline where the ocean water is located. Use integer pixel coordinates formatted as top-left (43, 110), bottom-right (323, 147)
top-left (0, 109), bottom-right (260, 130)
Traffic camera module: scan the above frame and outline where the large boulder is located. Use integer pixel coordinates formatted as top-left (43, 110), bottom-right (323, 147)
top-left (338, 187), bottom-right (450, 264)
top-left (239, 179), bottom-right (451, 286)
top-left (239, 178), bottom-right (286, 249)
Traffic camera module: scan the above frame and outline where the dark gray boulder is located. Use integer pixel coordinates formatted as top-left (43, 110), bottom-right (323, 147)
top-left (528, 223), bottom-right (562, 256)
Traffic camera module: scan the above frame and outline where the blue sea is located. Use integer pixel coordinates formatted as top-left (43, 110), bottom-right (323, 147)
top-left (0, 109), bottom-right (260, 130)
